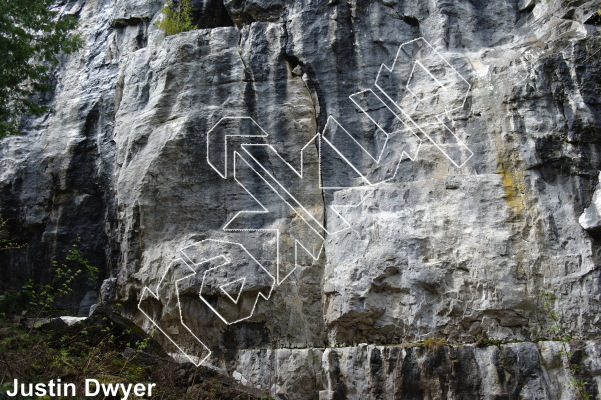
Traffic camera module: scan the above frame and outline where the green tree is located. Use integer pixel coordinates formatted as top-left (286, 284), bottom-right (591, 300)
top-left (0, 0), bottom-right (81, 138)
top-left (155, 0), bottom-right (197, 36)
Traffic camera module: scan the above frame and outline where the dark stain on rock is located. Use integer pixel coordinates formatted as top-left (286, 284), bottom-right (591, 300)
top-left (399, 350), bottom-right (424, 400)
top-left (369, 347), bottom-right (384, 398)
top-left (328, 350), bottom-right (348, 400)
top-left (222, 321), bottom-right (270, 350)
top-left (451, 347), bottom-right (481, 399)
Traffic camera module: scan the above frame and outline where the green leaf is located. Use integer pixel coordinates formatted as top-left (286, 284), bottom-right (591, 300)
top-left (154, 0), bottom-right (197, 36)
top-left (0, 0), bottom-right (82, 138)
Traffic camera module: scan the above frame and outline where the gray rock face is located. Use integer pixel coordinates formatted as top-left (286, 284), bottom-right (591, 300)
top-left (1, 0), bottom-right (601, 398)
top-left (580, 172), bottom-right (601, 231)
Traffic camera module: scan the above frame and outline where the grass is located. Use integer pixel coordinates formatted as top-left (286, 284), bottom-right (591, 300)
top-left (422, 337), bottom-right (446, 351)
top-left (0, 307), bottom-right (268, 400)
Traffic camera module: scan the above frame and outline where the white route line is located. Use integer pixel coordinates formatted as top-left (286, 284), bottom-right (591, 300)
top-left (319, 117), bottom-right (374, 189)
top-left (219, 277), bottom-right (247, 304)
top-left (138, 259), bottom-right (211, 367)
top-left (193, 239), bottom-right (276, 325)
top-left (140, 37), bottom-right (476, 367)
top-left (241, 140), bottom-right (344, 235)
top-left (206, 116), bottom-right (269, 179)
top-left (329, 188), bottom-right (377, 237)
top-left (374, 37), bottom-right (474, 168)
top-left (229, 151), bottom-right (327, 285)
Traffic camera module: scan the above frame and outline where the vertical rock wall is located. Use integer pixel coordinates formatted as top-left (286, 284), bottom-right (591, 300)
top-left (1, 0), bottom-right (600, 398)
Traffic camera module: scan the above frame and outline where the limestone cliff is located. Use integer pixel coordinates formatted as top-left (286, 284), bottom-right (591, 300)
top-left (1, 0), bottom-right (601, 398)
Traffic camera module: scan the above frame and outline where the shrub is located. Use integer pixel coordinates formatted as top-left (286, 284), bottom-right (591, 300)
top-left (0, 238), bottom-right (98, 319)
top-left (154, 0), bottom-right (197, 36)
top-left (0, 215), bottom-right (24, 251)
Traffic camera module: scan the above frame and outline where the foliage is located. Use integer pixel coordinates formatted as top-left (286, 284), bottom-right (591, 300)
top-left (0, 314), bottom-right (268, 399)
top-left (0, 238), bottom-right (98, 318)
top-left (422, 337), bottom-right (446, 351)
top-left (540, 291), bottom-right (592, 400)
top-left (154, 0), bottom-right (197, 36)
top-left (0, 237), bottom-right (266, 400)
top-left (0, 0), bottom-right (82, 138)
top-left (0, 215), bottom-right (24, 251)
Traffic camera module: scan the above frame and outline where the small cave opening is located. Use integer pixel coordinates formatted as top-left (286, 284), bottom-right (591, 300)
top-left (585, 11), bottom-right (601, 26)
top-left (285, 53), bottom-right (301, 71)
top-left (193, 0), bottom-right (235, 29)
top-left (401, 15), bottom-right (420, 28)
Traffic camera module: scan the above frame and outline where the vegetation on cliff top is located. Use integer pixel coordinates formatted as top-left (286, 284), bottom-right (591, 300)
top-left (154, 0), bottom-right (197, 36)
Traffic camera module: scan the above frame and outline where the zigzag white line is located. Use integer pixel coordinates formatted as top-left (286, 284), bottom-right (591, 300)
top-left (374, 37), bottom-right (474, 168)
top-left (139, 36), bottom-right (476, 367)
top-left (193, 239), bottom-right (276, 325)
top-left (138, 259), bottom-right (211, 367)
